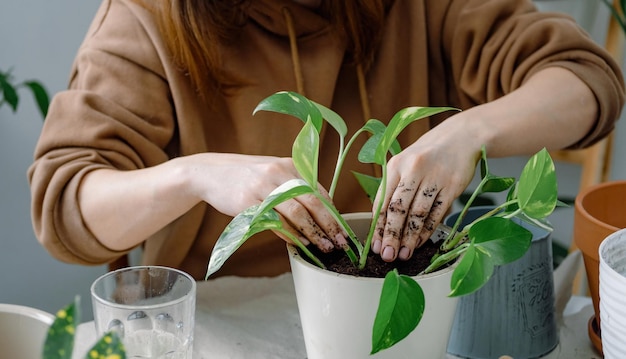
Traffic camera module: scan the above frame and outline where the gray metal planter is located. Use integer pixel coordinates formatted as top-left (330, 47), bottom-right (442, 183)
top-left (445, 206), bottom-right (558, 359)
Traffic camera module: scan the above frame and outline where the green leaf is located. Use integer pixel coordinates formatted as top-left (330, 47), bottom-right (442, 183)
top-left (470, 217), bottom-right (532, 265)
top-left (516, 148), bottom-right (557, 219)
top-left (85, 331), bottom-right (126, 359)
top-left (257, 178), bottom-right (316, 213)
top-left (43, 297), bottom-right (80, 359)
top-left (479, 145), bottom-right (489, 178)
top-left (477, 147), bottom-right (515, 194)
top-left (358, 131), bottom-right (384, 164)
top-left (449, 244), bottom-right (494, 297)
top-left (361, 119), bottom-right (388, 137)
top-left (292, 119), bottom-right (319, 188)
top-left (371, 270), bottom-right (425, 354)
top-left (513, 212), bottom-right (554, 234)
top-left (206, 206), bottom-right (279, 277)
top-left (206, 179), bottom-right (315, 278)
top-left (253, 91), bottom-right (323, 132)
top-left (312, 100), bottom-right (347, 138)
top-left (481, 175), bottom-right (515, 194)
top-left (556, 199), bottom-right (570, 208)
top-left (24, 80), bottom-right (50, 118)
top-left (375, 107), bottom-right (456, 165)
top-left (351, 171), bottom-right (381, 203)
top-left (357, 120), bottom-right (402, 165)
top-left (0, 76), bottom-right (19, 111)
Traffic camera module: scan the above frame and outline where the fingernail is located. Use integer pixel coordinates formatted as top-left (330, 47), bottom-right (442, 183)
top-left (398, 246), bottom-right (411, 260)
top-left (382, 246), bottom-right (395, 262)
top-left (335, 233), bottom-right (347, 247)
top-left (319, 237), bottom-right (334, 253)
top-left (372, 240), bottom-right (382, 254)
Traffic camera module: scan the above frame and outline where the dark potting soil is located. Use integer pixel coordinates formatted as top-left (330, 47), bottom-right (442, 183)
top-left (304, 239), bottom-right (443, 278)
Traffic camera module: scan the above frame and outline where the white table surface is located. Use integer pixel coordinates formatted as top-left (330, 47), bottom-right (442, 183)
top-left (73, 251), bottom-right (602, 359)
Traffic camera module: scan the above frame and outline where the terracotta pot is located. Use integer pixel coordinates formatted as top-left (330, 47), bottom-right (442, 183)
top-left (0, 303), bottom-right (55, 358)
top-left (288, 212), bottom-right (459, 359)
top-left (574, 180), bottom-right (626, 354)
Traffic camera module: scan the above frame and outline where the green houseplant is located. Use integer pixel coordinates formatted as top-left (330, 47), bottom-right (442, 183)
top-left (206, 91), bottom-right (559, 356)
top-left (0, 67), bottom-right (49, 119)
top-left (42, 298), bottom-right (126, 359)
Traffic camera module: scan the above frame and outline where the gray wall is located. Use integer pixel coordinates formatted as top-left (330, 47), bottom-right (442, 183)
top-left (0, 0), bottom-right (105, 321)
top-left (1, 0), bottom-right (624, 323)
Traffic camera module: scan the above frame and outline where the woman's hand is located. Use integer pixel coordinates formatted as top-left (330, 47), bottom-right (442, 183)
top-left (370, 116), bottom-right (481, 262)
top-left (371, 66), bottom-right (599, 263)
top-left (184, 153), bottom-right (347, 253)
top-left (79, 152), bottom-right (346, 253)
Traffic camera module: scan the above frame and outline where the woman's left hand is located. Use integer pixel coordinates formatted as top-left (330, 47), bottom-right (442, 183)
top-left (370, 116), bottom-right (481, 262)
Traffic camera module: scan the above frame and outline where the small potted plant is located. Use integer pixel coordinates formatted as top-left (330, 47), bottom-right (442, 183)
top-left (206, 91), bottom-right (559, 358)
top-left (42, 297), bottom-right (126, 359)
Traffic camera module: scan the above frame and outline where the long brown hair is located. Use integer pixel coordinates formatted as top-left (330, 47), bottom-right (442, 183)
top-left (140, 0), bottom-right (391, 96)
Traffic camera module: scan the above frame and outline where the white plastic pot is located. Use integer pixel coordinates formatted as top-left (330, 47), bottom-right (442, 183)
top-left (288, 212), bottom-right (458, 359)
top-left (0, 303), bottom-right (55, 358)
top-left (599, 228), bottom-right (626, 359)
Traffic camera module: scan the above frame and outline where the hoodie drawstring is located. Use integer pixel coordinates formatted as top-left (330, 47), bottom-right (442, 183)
top-left (282, 7), bottom-right (306, 95)
top-left (282, 7), bottom-right (371, 124)
top-left (282, 6), bottom-right (380, 177)
top-left (356, 64), bottom-right (371, 123)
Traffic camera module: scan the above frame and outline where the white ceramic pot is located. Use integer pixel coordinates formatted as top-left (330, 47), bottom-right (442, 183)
top-left (0, 303), bottom-right (55, 358)
top-left (599, 227), bottom-right (626, 359)
top-left (288, 212), bottom-right (458, 359)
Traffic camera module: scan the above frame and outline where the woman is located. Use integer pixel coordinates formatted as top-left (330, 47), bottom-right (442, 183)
top-left (29, 0), bottom-right (624, 280)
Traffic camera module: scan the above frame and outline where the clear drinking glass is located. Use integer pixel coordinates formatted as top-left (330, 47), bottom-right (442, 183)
top-left (91, 266), bottom-right (196, 359)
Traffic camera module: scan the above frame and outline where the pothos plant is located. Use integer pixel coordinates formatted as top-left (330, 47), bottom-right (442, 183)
top-left (206, 91), bottom-right (559, 355)
top-left (42, 297), bottom-right (126, 359)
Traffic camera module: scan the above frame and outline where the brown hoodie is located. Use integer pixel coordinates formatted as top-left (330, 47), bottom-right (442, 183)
top-left (29, 0), bottom-right (624, 280)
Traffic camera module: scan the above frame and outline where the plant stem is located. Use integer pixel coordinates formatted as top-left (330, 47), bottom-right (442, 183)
top-left (315, 193), bottom-right (361, 264)
top-left (329, 128), bottom-right (365, 198)
top-left (359, 161), bottom-right (388, 269)
top-left (440, 232), bottom-right (469, 253)
top-left (440, 200), bottom-right (519, 252)
top-left (328, 139), bottom-right (346, 199)
top-left (279, 229), bottom-right (326, 269)
top-left (423, 242), bottom-right (469, 274)
top-left (441, 176), bottom-right (488, 251)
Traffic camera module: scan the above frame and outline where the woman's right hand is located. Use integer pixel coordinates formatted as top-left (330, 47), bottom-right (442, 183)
top-left (79, 152), bottom-right (346, 253)
top-left (181, 153), bottom-right (347, 252)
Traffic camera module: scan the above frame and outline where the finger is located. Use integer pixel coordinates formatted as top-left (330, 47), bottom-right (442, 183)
top-left (371, 207), bottom-right (386, 255)
top-left (275, 199), bottom-right (335, 253)
top-left (297, 187), bottom-right (348, 248)
top-left (371, 175), bottom-right (395, 255)
top-left (398, 183), bottom-right (439, 260)
top-left (415, 191), bottom-right (451, 247)
top-left (379, 180), bottom-right (419, 262)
